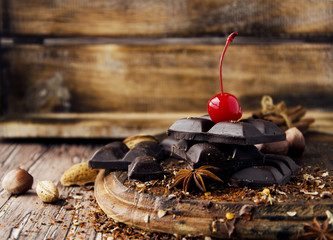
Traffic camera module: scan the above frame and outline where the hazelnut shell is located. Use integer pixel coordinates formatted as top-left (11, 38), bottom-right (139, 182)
top-left (286, 127), bottom-right (306, 157)
top-left (260, 140), bottom-right (289, 156)
top-left (2, 168), bottom-right (33, 195)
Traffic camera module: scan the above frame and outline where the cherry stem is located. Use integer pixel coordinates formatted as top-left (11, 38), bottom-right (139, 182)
top-left (219, 32), bottom-right (238, 95)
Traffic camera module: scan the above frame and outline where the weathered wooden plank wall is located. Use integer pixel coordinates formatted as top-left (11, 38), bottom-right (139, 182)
top-left (2, 43), bottom-right (332, 114)
top-left (0, 0), bottom-right (332, 138)
top-left (2, 0), bottom-right (332, 37)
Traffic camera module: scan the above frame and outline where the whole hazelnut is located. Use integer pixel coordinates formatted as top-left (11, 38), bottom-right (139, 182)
top-left (260, 140), bottom-right (289, 155)
top-left (2, 168), bottom-right (33, 195)
top-left (36, 180), bottom-right (59, 203)
top-left (286, 127), bottom-right (305, 157)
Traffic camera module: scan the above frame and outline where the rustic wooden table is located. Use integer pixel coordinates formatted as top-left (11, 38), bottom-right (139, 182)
top-left (0, 129), bottom-right (332, 239)
top-left (0, 140), bottom-right (106, 240)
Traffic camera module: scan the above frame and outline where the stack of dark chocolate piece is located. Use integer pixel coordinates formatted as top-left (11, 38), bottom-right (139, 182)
top-left (164, 116), bottom-right (299, 188)
top-left (89, 141), bottom-right (166, 182)
top-left (89, 116), bottom-right (299, 188)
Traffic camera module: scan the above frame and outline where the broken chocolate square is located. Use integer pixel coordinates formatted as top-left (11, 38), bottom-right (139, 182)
top-left (89, 141), bottom-right (129, 170)
top-left (230, 154), bottom-right (298, 188)
top-left (123, 141), bottom-right (165, 163)
top-left (128, 156), bottom-right (165, 181)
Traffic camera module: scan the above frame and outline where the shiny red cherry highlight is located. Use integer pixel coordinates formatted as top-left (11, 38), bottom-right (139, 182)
top-left (208, 93), bottom-right (242, 123)
top-left (207, 32), bottom-right (242, 123)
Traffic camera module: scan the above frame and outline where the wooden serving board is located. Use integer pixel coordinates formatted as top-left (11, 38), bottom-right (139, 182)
top-left (94, 132), bottom-right (333, 239)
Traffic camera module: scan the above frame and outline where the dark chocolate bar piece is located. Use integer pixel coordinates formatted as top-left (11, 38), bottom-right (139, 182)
top-left (170, 139), bottom-right (195, 160)
top-left (166, 139), bottom-right (264, 171)
top-left (189, 143), bottom-right (264, 171)
top-left (230, 154), bottom-right (298, 188)
top-left (128, 156), bottom-right (165, 181)
top-left (89, 141), bottom-right (165, 170)
top-left (89, 141), bottom-right (130, 169)
top-left (264, 154), bottom-right (299, 175)
top-left (221, 144), bottom-right (264, 171)
top-left (167, 118), bottom-right (285, 145)
top-left (186, 142), bottom-right (226, 166)
top-left (123, 141), bottom-right (165, 163)
top-left (264, 158), bottom-right (292, 178)
top-left (168, 117), bottom-right (215, 133)
top-left (230, 166), bottom-right (288, 188)
top-left (160, 137), bottom-right (182, 158)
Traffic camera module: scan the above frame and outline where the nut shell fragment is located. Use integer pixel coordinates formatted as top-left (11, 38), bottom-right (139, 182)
top-left (157, 210), bottom-right (167, 218)
top-left (61, 162), bottom-right (99, 186)
top-left (287, 211), bottom-right (297, 217)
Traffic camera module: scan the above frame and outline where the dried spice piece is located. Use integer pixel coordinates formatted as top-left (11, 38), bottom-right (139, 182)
top-left (299, 217), bottom-right (333, 240)
top-left (239, 204), bottom-right (254, 221)
top-left (211, 218), bottom-right (236, 237)
top-left (63, 204), bottom-right (75, 211)
top-left (252, 96), bottom-right (315, 134)
top-left (124, 162), bottom-right (331, 205)
top-left (157, 210), bottom-right (167, 219)
top-left (326, 210), bottom-right (333, 225)
top-left (170, 165), bottom-right (223, 192)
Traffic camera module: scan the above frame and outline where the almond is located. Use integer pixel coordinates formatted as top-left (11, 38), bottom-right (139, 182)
top-left (123, 134), bottom-right (159, 149)
top-left (60, 162), bottom-right (99, 186)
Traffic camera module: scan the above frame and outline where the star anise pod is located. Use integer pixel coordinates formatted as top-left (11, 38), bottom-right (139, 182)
top-left (299, 217), bottom-right (333, 240)
top-left (170, 165), bottom-right (223, 192)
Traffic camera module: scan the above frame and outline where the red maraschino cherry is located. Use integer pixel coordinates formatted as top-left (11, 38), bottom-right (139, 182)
top-left (207, 32), bottom-right (242, 123)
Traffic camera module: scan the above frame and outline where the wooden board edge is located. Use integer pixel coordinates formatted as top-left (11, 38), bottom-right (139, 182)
top-left (94, 170), bottom-right (333, 239)
top-left (0, 111), bottom-right (331, 138)
top-left (0, 112), bottom-right (204, 138)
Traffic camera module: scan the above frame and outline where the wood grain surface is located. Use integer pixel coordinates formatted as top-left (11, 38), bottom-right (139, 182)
top-left (0, 142), bottom-right (103, 239)
top-left (1, 0), bottom-right (332, 37)
top-left (2, 42), bottom-right (332, 115)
